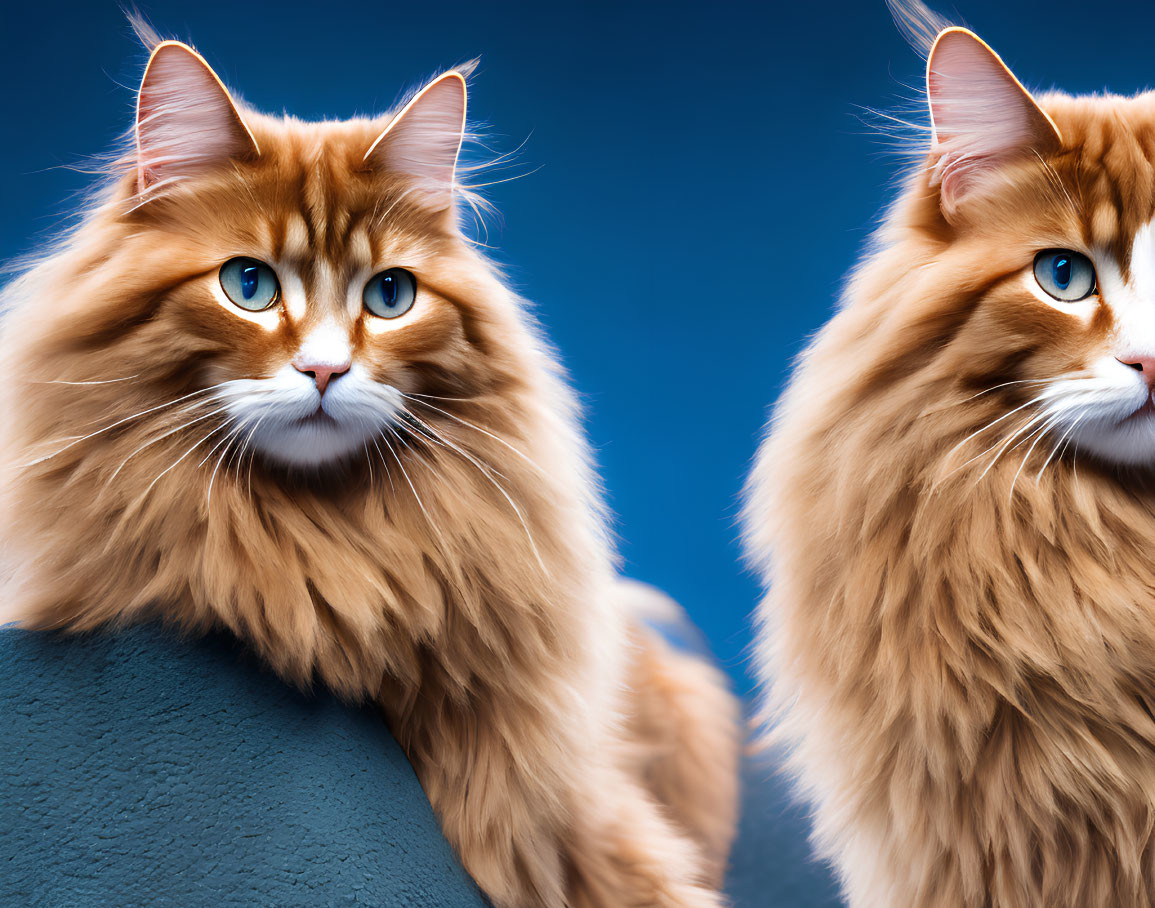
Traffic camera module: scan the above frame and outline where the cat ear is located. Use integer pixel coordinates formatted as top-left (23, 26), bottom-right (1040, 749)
top-left (926, 27), bottom-right (1062, 215)
top-left (135, 41), bottom-right (259, 192)
top-left (363, 71), bottom-right (467, 211)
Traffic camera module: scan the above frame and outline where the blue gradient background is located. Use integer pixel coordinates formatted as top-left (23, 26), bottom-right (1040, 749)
top-left (2, 0), bottom-right (1147, 694)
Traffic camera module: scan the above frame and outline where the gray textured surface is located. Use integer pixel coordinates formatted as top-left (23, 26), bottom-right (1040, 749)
top-left (726, 753), bottom-right (843, 907)
top-left (0, 623), bottom-right (841, 906)
top-left (0, 625), bottom-right (485, 907)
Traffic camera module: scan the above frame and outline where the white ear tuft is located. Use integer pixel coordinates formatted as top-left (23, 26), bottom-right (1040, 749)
top-left (364, 71), bottom-right (467, 210)
top-left (926, 28), bottom-right (1062, 215)
top-left (135, 41), bottom-right (259, 192)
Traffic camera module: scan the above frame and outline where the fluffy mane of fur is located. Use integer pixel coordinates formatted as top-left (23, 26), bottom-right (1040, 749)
top-left (0, 35), bottom-right (738, 908)
top-left (747, 10), bottom-right (1155, 908)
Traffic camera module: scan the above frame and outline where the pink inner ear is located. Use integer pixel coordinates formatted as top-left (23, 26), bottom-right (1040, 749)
top-left (926, 29), bottom-right (1060, 212)
top-left (136, 43), bottom-right (257, 191)
top-left (365, 73), bottom-right (467, 204)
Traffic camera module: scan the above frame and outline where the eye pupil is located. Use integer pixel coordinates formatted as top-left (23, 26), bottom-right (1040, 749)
top-left (240, 265), bottom-right (259, 300)
top-left (1053, 257), bottom-right (1071, 290)
top-left (380, 275), bottom-right (397, 306)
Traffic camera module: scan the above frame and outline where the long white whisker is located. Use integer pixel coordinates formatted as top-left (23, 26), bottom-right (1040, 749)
top-left (198, 427), bottom-right (237, 470)
top-left (399, 409), bottom-right (546, 573)
top-left (380, 430), bottom-right (441, 539)
top-left (942, 410), bottom-right (1041, 482)
top-left (25, 383), bottom-right (233, 468)
top-left (402, 393), bottom-right (544, 476)
top-left (958, 379), bottom-right (1053, 404)
top-left (107, 405), bottom-right (228, 484)
top-left (1009, 416), bottom-right (1059, 501)
top-left (240, 413), bottom-right (272, 504)
top-left (399, 411), bottom-right (507, 477)
top-left (401, 391), bottom-right (474, 403)
top-left (363, 442), bottom-right (374, 490)
top-left (393, 426), bottom-right (449, 484)
top-left (944, 393), bottom-right (1052, 466)
top-left (38, 374), bottom-right (141, 386)
top-left (371, 436), bottom-right (395, 494)
top-left (132, 421), bottom-right (230, 512)
top-left (206, 421), bottom-right (250, 508)
top-left (1036, 415), bottom-right (1084, 482)
top-left (975, 412), bottom-right (1050, 485)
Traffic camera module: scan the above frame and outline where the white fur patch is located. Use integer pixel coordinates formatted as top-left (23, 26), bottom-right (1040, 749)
top-left (219, 360), bottom-right (402, 468)
top-left (293, 320), bottom-right (352, 374)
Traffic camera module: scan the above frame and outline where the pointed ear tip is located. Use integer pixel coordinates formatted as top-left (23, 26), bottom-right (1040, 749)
top-left (435, 70), bottom-right (468, 95)
top-left (924, 24), bottom-right (1063, 155)
top-left (141, 40), bottom-right (210, 85)
top-left (426, 70), bottom-right (468, 114)
top-left (147, 40), bottom-right (199, 62)
top-left (928, 27), bottom-right (995, 62)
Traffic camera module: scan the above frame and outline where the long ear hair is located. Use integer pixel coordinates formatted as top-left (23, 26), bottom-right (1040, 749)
top-left (886, 0), bottom-right (955, 58)
top-left (1, 9), bottom-right (169, 279)
top-left (124, 7), bottom-right (164, 51)
top-left (855, 1), bottom-right (960, 169)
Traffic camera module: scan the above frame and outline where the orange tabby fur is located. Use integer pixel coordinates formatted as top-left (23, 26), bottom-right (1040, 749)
top-left (0, 37), bottom-right (738, 907)
top-left (747, 15), bottom-right (1155, 908)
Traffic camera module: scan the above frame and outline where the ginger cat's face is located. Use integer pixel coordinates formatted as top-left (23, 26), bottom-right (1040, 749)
top-left (156, 123), bottom-right (469, 470)
top-left (87, 42), bottom-right (496, 470)
top-left (965, 204), bottom-right (1155, 469)
top-left (205, 213), bottom-right (429, 469)
top-left (855, 29), bottom-right (1155, 470)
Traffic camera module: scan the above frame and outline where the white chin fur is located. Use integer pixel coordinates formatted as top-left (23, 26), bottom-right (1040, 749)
top-left (1034, 357), bottom-right (1155, 469)
top-left (1071, 410), bottom-right (1155, 467)
top-left (250, 418), bottom-right (381, 467)
top-left (219, 365), bottom-right (403, 469)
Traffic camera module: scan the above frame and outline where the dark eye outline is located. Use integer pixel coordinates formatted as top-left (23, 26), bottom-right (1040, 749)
top-left (363, 268), bottom-right (418, 319)
top-left (1032, 249), bottom-right (1098, 303)
top-left (219, 257), bottom-right (281, 312)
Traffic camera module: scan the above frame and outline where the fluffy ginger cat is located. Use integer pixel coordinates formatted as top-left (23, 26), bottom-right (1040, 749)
top-left (0, 29), bottom-right (739, 908)
top-left (746, 2), bottom-right (1155, 906)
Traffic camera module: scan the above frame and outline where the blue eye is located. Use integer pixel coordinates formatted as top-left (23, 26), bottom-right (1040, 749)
top-left (363, 268), bottom-right (417, 319)
top-left (220, 257), bottom-right (280, 311)
top-left (1033, 249), bottom-right (1096, 302)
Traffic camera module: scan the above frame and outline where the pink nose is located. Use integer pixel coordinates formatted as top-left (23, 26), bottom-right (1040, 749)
top-left (1117, 356), bottom-right (1155, 388)
top-left (292, 359), bottom-right (350, 394)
